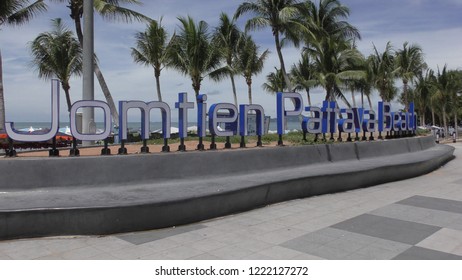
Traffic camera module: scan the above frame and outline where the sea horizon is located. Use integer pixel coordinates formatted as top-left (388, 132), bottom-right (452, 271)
top-left (8, 120), bottom-right (303, 134)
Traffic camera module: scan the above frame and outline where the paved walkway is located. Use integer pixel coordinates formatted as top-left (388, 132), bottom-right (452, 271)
top-left (1, 142), bottom-right (461, 260)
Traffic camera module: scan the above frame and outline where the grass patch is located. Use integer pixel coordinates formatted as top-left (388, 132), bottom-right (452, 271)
top-left (144, 131), bottom-right (316, 146)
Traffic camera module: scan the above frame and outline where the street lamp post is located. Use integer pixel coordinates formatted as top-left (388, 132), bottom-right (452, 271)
top-left (82, 0), bottom-right (95, 146)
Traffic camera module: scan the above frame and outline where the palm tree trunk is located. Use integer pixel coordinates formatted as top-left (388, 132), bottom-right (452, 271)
top-left (247, 80), bottom-right (252, 104)
top-left (431, 105), bottom-right (435, 125)
top-left (403, 80), bottom-right (408, 111)
top-left (325, 87), bottom-right (331, 101)
top-left (454, 113), bottom-right (458, 139)
top-left (306, 89), bottom-right (312, 107)
top-left (351, 90), bottom-right (356, 108)
top-left (361, 91), bottom-right (364, 108)
top-left (94, 64), bottom-right (119, 127)
top-left (367, 95), bottom-right (373, 110)
top-left (443, 106), bottom-right (447, 138)
top-left (230, 74), bottom-right (238, 107)
top-left (62, 82), bottom-right (73, 112)
top-left (274, 31), bottom-right (291, 91)
top-left (74, 17), bottom-right (119, 127)
top-left (155, 72), bottom-right (162, 102)
top-left (192, 78), bottom-right (200, 98)
top-left (422, 107), bottom-right (426, 126)
top-left (0, 49), bottom-right (5, 130)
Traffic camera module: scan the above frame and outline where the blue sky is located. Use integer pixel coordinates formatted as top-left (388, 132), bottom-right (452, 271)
top-left (1, 0), bottom-right (462, 122)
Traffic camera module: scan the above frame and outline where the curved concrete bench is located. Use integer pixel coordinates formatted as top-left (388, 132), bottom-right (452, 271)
top-left (0, 136), bottom-right (454, 240)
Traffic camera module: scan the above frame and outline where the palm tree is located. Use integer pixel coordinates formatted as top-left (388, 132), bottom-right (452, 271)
top-left (449, 70), bottom-right (462, 138)
top-left (395, 42), bottom-right (426, 110)
top-left (262, 67), bottom-right (287, 93)
top-left (235, 34), bottom-right (269, 104)
top-left (210, 13), bottom-right (242, 106)
top-left (305, 37), bottom-right (363, 106)
top-left (433, 65), bottom-right (455, 135)
top-left (30, 18), bottom-right (83, 112)
top-left (53, 0), bottom-right (150, 127)
top-left (358, 57), bottom-right (374, 109)
top-left (303, 0), bottom-right (360, 42)
top-left (300, 0), bottom-right (362, 106)
top-left (169, 16), bottom-right (221, 97)
top-left (131, 19), bottom-right (173, 102)
top-left (414, 69), bottom-right (435, 126)
top-left (369, 42), bottom-right (397, 102)
top-left (290, 52), bottom-right (317, 107)
top-left (235, 0), bottom-right (305, 91)
top-left (0, 0), bottom-right (47, 130)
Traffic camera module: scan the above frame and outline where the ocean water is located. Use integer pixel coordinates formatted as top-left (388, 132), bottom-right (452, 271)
top-left (10, 120), bottom-right (303, 134)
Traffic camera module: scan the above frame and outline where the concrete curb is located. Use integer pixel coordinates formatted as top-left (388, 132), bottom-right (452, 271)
top-left (0, 136), bottom-right (455, 240)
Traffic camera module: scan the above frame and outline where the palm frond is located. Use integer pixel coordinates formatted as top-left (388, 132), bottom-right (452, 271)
top-left (2, 0), bottom-right (47, 26)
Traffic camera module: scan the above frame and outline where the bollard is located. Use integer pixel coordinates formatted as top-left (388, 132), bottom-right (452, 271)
top-left (346, 133), bottom-right (352, 142)
top-left (225, 136), bottom-right (232, 149)
top-left (118, 140), bottom-right (128, 155)
top-left (140, 139), bottom-right (149, 154)
top-left (197, 137), bottom-right (205, 151)
top-left (49, 137), bottom-right (59, 157)
top-left (101, 139), bottom-right (111, 155)
top-left (210, 135), bottom-right (217, 150)
top-left (240, 136), bottom-right (246, 148)
top-left (6, 137), bottom-right (17, 157)
top-left (69, 138), bottom-right (80, 156)
top-left (178, 138), bottom-right (186, 152)
top-left (257, 135), bottom-right (262, 147)
top-left (162, 138), bottom-right (170, 152)
top-left (277, 134), bottom-right (283, 146)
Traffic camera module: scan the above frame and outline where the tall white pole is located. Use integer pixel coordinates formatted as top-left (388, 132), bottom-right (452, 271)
top-left (82, 0), bottom-right (95, 146)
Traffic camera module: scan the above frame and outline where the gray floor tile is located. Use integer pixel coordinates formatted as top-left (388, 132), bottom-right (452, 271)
top-left (255, 227), bottom-right (307, 245)
top-left (417, 228), bottom-right (462, 255)
top-left (188, 239), bottom-right (228, 252)
top-left (280, 230), bottom-right (338, 253)
top-left (281, 238), bottom-right (323, 255)
top-left (281, 226), bottom-right (411, 260)
top-left (393, 246), bottom-right (462, 260)
top-left (371, 203), bottom-right (462, 228)
top-left (116, 224), bottom-right (206, 245)
top-left (0, 253), bottom-right (12, 260)
top-left (356, 243), bottom-right (411, 260)
top-left (325, 238), bottom-right (367, 253)
top-left (397, 196), bottom-right (462, 214)
top-left (332, 214), bottom-right (441, 245)
top-left (187, 253), bottom-right (223, 260)
top-left (160, 245), bottom-right (204, 259)
top-left (258, 246), bottom-right (306, 259)
top-left (208, 244), bottom-right (254, 259)
top-left (305, 244), bottom-right (352, 259)
top-left (370, 238), bottom-right (412, 253)
top-left (342, 252), bottom-right (371, 260)
top-left (452, 178), bottom-right (462, 185)
top-left (59, 246), bottom-right (105, 260)
top-left (3, 245), bottom-right (52, 260)
top-left (448, 216), bottom-right (462, 231)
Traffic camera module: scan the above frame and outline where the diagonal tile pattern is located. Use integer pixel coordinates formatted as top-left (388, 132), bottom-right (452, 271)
top-left (331, 214), bottom-right (441, 245)
top-left (116, 224), bottom-right (206, 245)
top-left (393, 246), bottom-right (462, 260)
top-left (397, 195), bottom-right (462, 214)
